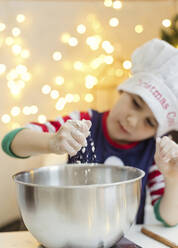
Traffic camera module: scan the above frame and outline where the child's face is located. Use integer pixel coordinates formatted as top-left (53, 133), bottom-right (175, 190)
top-left (107, 92), bottom-right (158, 144)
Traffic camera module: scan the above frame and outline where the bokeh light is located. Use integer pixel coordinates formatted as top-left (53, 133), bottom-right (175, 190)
top-left (162, 19), bottom-right (171, 28)
top-left (16, 14), bottom-right (26, 23)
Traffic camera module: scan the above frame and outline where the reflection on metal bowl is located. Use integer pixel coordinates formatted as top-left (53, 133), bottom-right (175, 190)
top-left (13, 164), bottom-right (145, 248)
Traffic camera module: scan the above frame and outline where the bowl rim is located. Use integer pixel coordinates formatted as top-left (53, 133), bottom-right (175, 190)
top-left (12, 163), bottom-right (145, 189)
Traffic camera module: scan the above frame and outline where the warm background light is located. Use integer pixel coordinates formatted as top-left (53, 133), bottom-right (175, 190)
top-left (1, 114), bottom-right (11, 123)
top-left (56, 97), bottom-right (66, 110)
top-left (61, 32), bottom-right (71, 43)
top-left (12, 27), bottom-right (21, 37)
top-left (135, 24), bottom-right (144, 34)
top-left (38, 115), bottom-right (47, 123)
top-left (68, 37), bottom-right (78, 47)
top-left (113, 1), bottom-right (122, 9)
top-left (162, 19), bottom-right (172, 27)
top-left (11, 106), bottom-right (21, 116)
top-left (21, 49), bottom-right (30, 59)
top-left (5, 37), bottom-right (14, 46)
top-left (104, 0), bottom-right (113, 7)
top-left (42, 84), bottom-right (51, 94)
top-left (0, 23), bottom-right (6, 32)
top-left (0, 64), bottom-right (6, 74)
top-left (77, 24), bottom-right (86, 34)
top-left (52, 51), bottom-right (62, 61)
top-left (123, 60), bottom-right (132, 70)
top-left (109, 17), bottom-right (119, 27)
top-left (16, 14), bottom-right (26, 23)
top-left (12, 44), bottom-right (22, 55)
top-left (55, 76), bottom-right (64, 85)
top-left (50, 90), bottom-right (59, 99)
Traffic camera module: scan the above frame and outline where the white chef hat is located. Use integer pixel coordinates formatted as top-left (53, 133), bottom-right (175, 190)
top-left (118, 38), bottom-right (178, 137)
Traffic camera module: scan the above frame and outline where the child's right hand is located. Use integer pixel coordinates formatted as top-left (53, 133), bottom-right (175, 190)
top-left (48, 119), bottom-right (91, 156)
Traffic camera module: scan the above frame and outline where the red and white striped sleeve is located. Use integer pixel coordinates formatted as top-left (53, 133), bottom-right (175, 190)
top-left (147, 163), bottom-right (165, 205)
top-left (24, 110), bottom-right (92, 133)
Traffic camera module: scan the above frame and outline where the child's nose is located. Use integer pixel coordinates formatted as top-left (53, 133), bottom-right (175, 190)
top-left (127, 116), bottom-right (138, 128)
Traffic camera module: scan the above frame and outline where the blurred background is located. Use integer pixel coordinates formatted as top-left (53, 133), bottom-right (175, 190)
top-left (0, 0), bottom-right (178, 230)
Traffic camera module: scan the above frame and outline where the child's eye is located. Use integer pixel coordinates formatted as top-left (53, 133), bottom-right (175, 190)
top-left (146, 118), bottom-right (155, 128)
top-left (132, 98), bottom-right (141, 109)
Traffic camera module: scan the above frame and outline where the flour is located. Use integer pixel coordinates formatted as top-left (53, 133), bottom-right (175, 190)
top-left (69, 133), bottom-right (97, 185)
top-left (82, 147), bottom-right (86, 153)
top-left (69, 133), bottom-right (96, 164)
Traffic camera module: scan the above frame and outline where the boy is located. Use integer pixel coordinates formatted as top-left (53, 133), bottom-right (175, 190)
top-left (2, 38), bottom-right (178, 226)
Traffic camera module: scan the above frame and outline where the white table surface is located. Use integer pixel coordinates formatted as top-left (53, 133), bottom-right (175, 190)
top-left (0, 224), bottom-right (176, 248)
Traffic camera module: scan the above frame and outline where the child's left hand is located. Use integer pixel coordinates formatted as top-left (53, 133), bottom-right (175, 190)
top-left (155, 136), bottom-right (178, 180)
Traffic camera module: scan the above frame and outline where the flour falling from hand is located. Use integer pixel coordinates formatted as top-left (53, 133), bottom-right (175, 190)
top-left (69, 133), bottom-right (96, 164)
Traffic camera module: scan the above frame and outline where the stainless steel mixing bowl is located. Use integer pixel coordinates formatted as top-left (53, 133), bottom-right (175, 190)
top-left (13, 164), bottom-right (145, 248)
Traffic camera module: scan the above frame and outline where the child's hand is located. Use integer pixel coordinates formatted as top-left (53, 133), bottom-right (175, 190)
top-left (48, 119), bottom-right (91, 156)
top-left (154, 136), bottom-right (178, 180)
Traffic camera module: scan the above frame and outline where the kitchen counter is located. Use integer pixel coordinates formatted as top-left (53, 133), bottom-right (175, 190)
top-left (0, 225), bottom-right (177, 248)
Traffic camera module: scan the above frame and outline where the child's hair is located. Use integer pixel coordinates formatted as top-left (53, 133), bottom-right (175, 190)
top-left (118, 38), bottom-right (178, 137)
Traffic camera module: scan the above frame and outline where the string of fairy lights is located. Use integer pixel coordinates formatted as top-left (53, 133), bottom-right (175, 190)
top-left (0, 0), bottom-right (173, 129)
